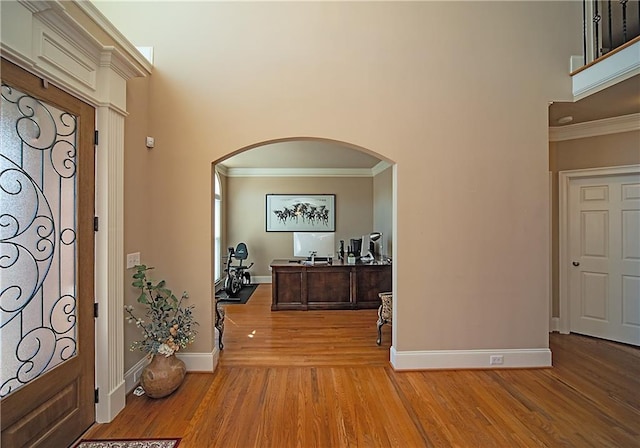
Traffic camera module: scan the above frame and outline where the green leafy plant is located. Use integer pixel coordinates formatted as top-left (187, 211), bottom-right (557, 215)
top-left (124, 265), bottom-right (198, 357)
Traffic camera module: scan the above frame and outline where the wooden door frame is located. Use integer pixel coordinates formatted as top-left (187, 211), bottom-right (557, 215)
top-left (558, 164), bottom-right (640, 334)
top-left (1, 58), bottom-right (96, 447)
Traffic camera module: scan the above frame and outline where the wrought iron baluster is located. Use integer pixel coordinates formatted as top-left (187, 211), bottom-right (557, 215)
top-left (620, 0), bottom-right (628, 43)
top-left (583, 0), bottom-right (588, 64)
top-left (594, 0), bottom-right (602, 57)
top-left (607, 0), bottom-right (613, 53)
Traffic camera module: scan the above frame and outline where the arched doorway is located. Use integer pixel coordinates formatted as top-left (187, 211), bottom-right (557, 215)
top-left (212, 137), bottom-right (396, 356)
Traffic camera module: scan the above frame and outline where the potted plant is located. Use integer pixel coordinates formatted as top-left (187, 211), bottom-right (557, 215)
top-left (124, 265), bottom-right (198, 398)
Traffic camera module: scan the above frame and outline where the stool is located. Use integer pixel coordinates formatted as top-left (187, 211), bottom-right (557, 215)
top-left (376, 292), bottom-right (392, 345)
top-left (214, 297), bottom-right (225, 349)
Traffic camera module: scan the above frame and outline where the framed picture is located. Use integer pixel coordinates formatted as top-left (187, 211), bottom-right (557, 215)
top-left (266, 194), bottom-right (336, 232)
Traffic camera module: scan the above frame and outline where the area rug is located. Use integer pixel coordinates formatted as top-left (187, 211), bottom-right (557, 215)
top-left (217, 283), bottom-right (258, 304)
top-left (73, 439), bottom-right (180, 448)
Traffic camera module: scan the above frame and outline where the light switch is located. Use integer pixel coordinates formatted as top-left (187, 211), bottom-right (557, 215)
top-left (145, 136), bottom-right (155, 148)
top-left (126, 252), bottom-right (141, 269)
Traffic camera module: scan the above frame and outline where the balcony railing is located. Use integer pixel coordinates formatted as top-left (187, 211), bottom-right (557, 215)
top-left (582, 0), bottom-right (640, 66)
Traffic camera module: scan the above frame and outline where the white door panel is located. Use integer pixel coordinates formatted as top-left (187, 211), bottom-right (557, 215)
top-left (568, 174), bottom-right (640, 346)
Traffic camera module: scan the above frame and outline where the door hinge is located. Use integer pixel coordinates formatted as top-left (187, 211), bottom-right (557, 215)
top-left (94, 216), bottom-right (99, 232)
top-left (94, 302), bottom-right (99, 318)
top-left (95, 388), bottom-right (100, 404)
top-left (94, 130), bottom-right (99, 146)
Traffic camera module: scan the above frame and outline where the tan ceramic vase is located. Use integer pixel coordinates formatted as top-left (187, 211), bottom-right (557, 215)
top-left (140, 354), bottom-right (186, 398)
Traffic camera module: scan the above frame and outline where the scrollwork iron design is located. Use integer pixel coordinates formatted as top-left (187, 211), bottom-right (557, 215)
top-left (1, 83), bottom-right (79, 397)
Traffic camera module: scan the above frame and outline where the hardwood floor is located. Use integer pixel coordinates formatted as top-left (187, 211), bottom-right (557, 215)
top-left (82, 284), bottom-right (640, 447)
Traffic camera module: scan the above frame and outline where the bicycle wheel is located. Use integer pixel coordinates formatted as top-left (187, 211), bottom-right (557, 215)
top-left (230, 275), bottom-right (242, 297)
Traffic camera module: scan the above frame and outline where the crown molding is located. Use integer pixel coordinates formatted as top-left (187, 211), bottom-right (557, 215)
top-left (74, 0), bottom-right (153, 74)
top-left (223, 167), bottom-right (378, 178)
top-left (549, 113), bottom-right (640, 142)
top-left (220, 160), bottom-right (393, 178)
top-left (215, 164), bottom-right (229, 176)
top-left (372, 160), bottom-right (392, 176)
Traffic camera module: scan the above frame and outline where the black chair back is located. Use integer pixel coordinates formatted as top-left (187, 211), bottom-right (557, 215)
top-left (234, 242), bottom-right (248, 261)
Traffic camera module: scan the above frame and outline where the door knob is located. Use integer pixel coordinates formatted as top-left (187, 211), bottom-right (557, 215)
top-left (572, 261), bottom-right (580, 266)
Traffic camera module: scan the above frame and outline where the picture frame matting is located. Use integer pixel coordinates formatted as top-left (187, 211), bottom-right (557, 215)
top-left (266, 194), bottom-right (336, 232)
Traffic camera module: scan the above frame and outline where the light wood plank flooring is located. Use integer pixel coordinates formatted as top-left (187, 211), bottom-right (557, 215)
top-left (82, 284), bottom-right (640, 447)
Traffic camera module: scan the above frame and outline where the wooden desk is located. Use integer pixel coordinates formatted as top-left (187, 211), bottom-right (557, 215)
top-left (270, 259), bottom-right (392, 311)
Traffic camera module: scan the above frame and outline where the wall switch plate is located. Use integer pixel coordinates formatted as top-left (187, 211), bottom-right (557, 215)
top-left (126, 252), bottom-right (140, 269)
top-left (145, 136), bottom-right (155, 148)
top-left (490, 355), bottom-right (504, 365)
top-left (133, 366), bottom-right (143, 384)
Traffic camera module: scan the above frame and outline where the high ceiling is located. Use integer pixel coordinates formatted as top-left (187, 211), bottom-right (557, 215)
top-left (219, 75), bottom-right (640, 170)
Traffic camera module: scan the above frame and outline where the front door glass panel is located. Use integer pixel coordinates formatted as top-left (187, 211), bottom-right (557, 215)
top-left (1, 83), bottom-right (78, 397)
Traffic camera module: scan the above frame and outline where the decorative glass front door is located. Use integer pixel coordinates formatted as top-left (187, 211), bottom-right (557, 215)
top-left (1, 58), bottom-right (95, 448)
top-left (1, 82), bottom-right (80, 396)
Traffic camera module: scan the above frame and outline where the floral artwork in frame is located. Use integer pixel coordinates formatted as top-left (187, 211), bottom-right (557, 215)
top-left (266, 194), bottom-right (336, 232)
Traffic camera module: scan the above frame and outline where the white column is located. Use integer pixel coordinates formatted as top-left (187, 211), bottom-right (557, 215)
top-left (95, 105), bottom-right (126, 423)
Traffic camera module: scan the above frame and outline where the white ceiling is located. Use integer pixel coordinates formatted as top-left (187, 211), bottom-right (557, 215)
top-left (219, 75), bottom-right (640, 170)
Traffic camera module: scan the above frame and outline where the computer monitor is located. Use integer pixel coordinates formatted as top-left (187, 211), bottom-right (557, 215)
top-left (293, 232), bottom-right (335, 260)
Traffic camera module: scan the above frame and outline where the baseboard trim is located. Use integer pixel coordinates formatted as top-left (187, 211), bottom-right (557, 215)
top-left (124, 356), bottom-right (150, 394)
top-left (176, 348), bottom-right (219, 372)
top-left (253, 275), bottom-right (271, 284)
top-left (390, 347), bottom-right (552, 370)
top-left (95, 380), bottom-right (126, 423)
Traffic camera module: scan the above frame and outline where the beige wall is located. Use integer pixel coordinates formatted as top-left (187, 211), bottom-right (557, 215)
top-left (99, 0), bottom-right (582, 364)
top-left (549, 130), bottom-right (640, 317)
top-left (122, 76), bottom-right (153, 370)
top-left (373, 166), bottom-right (393, 257)
top-left (224, 175), bottom-right (373, 276)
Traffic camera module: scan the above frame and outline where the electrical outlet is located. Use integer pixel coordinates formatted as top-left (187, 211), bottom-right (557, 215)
top-left (133, 367), bottom-right (142, 383)
top-left (490, 355), bottom-right (504, 365)
top-left (126, 252), bottom-right (140, 269)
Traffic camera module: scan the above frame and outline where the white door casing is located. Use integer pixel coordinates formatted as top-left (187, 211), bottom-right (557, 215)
top-left (559, 165), bottom-right (640, 346)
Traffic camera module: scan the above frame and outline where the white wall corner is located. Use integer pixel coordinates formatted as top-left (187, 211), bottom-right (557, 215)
top-left (549, 317), bottom-right (561, 333)
top-left (390, 347), bottom-right (552, 370)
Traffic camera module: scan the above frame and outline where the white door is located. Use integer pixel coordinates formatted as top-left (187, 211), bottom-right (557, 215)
top-left (568, 173), bottom-right (640, 346)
